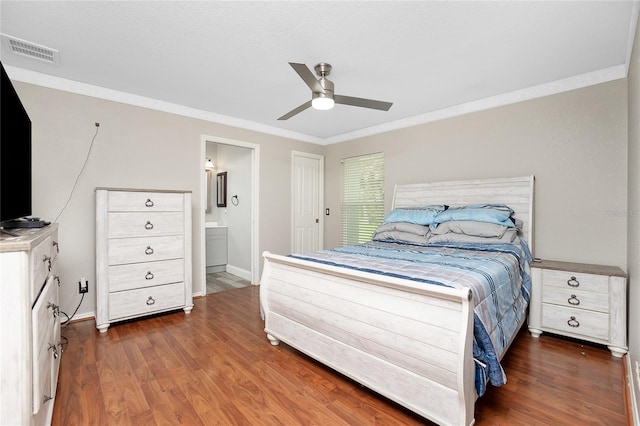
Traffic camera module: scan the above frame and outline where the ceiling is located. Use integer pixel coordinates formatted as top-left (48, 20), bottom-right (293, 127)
top-left (1, 1), bottom-right (638, 145)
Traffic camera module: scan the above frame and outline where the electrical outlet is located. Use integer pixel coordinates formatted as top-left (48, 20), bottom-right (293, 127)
top-left (78, 277), bottom-right (88, 294)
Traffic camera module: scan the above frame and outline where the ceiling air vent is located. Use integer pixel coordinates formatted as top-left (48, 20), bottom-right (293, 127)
top-left (2, 34), bottom-right (58, 64)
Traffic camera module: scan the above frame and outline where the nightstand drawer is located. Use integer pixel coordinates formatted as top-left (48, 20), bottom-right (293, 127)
top-left (541, 304), bottom-right (609, 341)
top-left (541, 269), bottom-right (608, 293)
top-left (542, 286), bottom-right (608, 313)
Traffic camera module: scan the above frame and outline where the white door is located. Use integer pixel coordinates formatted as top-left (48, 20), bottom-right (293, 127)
top-left (291, 151), bottom-right (324, 254)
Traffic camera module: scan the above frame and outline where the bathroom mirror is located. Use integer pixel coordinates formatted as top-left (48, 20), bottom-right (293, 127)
top-left (216, 171), bottom-right (227, 207)
top-left (205, 170), bottom-right (213, 213)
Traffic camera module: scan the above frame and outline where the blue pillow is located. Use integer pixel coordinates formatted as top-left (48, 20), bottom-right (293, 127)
top-left (432, 204), bottom-right (515, 227)
top-left (383, 205), bottom-right (447, 225)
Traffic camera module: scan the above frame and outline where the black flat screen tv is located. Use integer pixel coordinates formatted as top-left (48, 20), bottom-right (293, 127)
top-left (0, 61), bottom-right (32, 225)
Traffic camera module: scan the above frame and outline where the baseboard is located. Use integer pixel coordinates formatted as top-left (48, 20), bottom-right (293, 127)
top-left (206, 265), bottom-right (226, 274)
top-left (626, 355), bottom-right (640, 425)
top-left (225, 264), bottom-right (252, 282)
top-left (67, 311), bottom-right (95, 323)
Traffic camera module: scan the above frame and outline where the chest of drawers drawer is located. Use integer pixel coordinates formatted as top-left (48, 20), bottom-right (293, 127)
top-left (108, 235), bottom-right (184, 265)
top-left (108, 282), bottom-right (185, 320)
top-left (108, 191), bottom-right (185, 212)
top-left (108, 259), bottom-right (184, 292)
top-left (30, 236), bottom-right (53, 302)
top-left (31, 275), bottom-right (59, 415)
top-left (528, 260), bottom-right (627, 358)
top-left (107, 212), bottom-right (185, 238)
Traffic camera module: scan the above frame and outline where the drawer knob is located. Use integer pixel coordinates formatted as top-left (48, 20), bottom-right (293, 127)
top-left (48, 343), bottom-right (59, 359)
top-left (146, 296), bottom-right (156, 306)
top-left (47, 302), bottom-right (60, 317)
top-left (568, 294), bottom-right (580, 306)
top-left (567, 316), bottom-right (580, 328)
top-left (145, 271), bottom-right (154, 280)
top-left (43, 255), bottom-right (52, 271)
top-left (145, 198), bottom-right (154, 207)
top-left (567, 276), bottom-right (580, 287)
top-left (145, 221), bottom-right (154, 230)
top-left (145, 246), bottom-right (154, 255)
top-left (53, 241), bottom-right (59, 253)
top-left (54, 276), bottom-right (61, 287)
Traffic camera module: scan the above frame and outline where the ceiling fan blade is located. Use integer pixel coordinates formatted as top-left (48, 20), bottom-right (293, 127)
top-left (334, 94), bottom-right (393, 111)
top-left (278, 100), bottom-right (312, 120)
top-left (289, 62), bottom-right (325, 94)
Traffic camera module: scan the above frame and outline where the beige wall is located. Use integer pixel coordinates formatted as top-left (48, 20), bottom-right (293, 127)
top-left (324, 79), bottom-right (628, 269)
top-left (15, 82), bottom-right (323, 319)
top-left (627, 13), bottom-right (640, 420)
top-left (13, 71), bottom-right (631, 347)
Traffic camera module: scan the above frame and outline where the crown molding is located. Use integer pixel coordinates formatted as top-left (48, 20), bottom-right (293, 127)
top-left (4, 64), bottom-right (628, 147)
top-left (3, 65), bottom-right (324, 145)
top-left (324, 64), bottom-right (628, 145)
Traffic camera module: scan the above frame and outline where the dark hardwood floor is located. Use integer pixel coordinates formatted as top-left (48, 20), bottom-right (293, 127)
top-left (52, 286), bottom-right (628, 425)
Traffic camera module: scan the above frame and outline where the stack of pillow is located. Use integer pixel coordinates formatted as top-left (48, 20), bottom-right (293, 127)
top-left (371, 204), bottom-right (521, 245)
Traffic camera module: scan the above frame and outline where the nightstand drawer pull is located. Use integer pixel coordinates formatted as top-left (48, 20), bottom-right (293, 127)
top-left (567, 316), bottom-right (580, 327)
top-left (567, 276), bottom-right (579, 287)
top-left (145, 271), bottom-right (154, 280)
top-left (145, 221), bottom-right (154, 230)
top-left (145, 198), bottom-right (154, 207)
top-left (568, 294), bottom-right (580, 305)
top-left (145, 246), bottom-right (154, 255)
top-left (146, 296), bottom-right (156, 305)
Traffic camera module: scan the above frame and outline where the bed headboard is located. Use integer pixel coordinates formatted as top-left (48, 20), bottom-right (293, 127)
top-left (392, 176), bottom-right (535, 251)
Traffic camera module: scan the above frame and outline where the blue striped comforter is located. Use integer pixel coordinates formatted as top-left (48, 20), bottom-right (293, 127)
top-left (290, 239), bottom-right (532, 396)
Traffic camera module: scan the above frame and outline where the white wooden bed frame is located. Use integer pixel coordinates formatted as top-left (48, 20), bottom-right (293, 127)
top-left (260, 176), bottom-right (534, 426)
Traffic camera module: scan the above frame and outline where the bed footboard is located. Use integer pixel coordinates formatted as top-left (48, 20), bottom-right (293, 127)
top-left (260, 251), bottom-right (476, 426)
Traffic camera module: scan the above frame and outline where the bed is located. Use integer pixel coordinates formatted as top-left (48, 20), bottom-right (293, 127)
top-left (259, 176), bottom-right (534, 426)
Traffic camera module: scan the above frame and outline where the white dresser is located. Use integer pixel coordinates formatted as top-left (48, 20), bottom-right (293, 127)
top-left (528, 259), bottom-right (627, 357)
top-left (0, 225), bottom-right (62, 426)
top-left (95, 188), bottom-right (193, 333)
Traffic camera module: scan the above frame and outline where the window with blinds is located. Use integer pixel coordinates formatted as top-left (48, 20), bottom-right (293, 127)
top-left (340, 152), bottom-right (385, 246)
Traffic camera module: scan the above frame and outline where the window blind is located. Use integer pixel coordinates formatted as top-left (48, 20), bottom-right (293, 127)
top-left (340, 152), bottom-right (385, 246)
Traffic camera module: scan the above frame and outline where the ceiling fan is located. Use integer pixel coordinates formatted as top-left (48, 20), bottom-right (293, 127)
top-left (278, 62), bottom-right (393, 120)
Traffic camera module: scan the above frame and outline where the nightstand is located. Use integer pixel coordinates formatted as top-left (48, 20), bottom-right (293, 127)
top-left (528, 259), bottom-right (627, 357)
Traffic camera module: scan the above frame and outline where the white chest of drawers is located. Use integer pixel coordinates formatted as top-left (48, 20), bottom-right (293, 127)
top-left (96, 188), bottom-right (193, 332)
top-left (527, 260), bottom-right (627, 357)
top-left (0, 225), bottom-right (62, 426)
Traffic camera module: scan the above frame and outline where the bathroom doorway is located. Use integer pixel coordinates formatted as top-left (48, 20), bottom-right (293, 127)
top-left (200, 135), bottom-right (260, 295)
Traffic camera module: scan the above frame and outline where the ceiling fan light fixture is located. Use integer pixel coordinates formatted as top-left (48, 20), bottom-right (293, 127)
top-left (312, 96), bottom-right (334, 110)
top-left (278, 62), bottom-right (392, 120)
